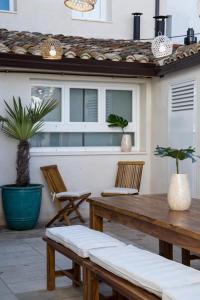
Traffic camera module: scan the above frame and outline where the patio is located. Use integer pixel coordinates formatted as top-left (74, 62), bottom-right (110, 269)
top-left (1, 219), bottom-right (200, 300)
top-left (1, 0), bottom-right (200, 299)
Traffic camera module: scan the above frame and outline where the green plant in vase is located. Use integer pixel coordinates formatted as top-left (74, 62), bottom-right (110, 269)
top-left (107, 114), bottom-right (131, 152)
top-left (0, 97), bottom-right (57, 230)
top-left (154, 145), bottom-right (199, 211)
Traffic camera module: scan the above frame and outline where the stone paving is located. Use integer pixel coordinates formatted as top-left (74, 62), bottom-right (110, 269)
top-left (0, 221), bottom-right (200, 300)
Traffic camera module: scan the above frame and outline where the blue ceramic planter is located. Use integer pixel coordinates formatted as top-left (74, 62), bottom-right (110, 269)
top-left (1, 184), bottom-right (43, 231)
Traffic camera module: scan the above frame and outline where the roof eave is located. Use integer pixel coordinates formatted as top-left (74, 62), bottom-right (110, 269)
top-left (0, 53), bottom-right (157, 78)
top-left (157, 52), bottom-right (200, 77)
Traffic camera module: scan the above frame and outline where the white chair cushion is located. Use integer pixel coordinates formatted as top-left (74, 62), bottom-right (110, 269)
top-left (163, 284), bottom-right (200, 300)
top-left (102, 187), bottom-right (138, 195)
top-left (89, 245), bottom-right (200, 297)
top-left (56, 191), bottom-right (90, 198)
top-left (46, 225), bottom-right (125, 258)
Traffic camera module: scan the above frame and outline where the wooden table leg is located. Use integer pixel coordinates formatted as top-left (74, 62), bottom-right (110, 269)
top-left (182, 248), bottom-right (191, 266)
top-left (90, 203), bottom-right (103, 231)
top-left (47, 244), bottom-right (56, 290)
top-left (159, 240), bottom-right (173, 260)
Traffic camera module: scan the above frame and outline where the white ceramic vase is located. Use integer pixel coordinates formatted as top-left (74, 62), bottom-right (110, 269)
top-left (168, 174), bottom-right (191, 211)
top-left (121, 134), bottom-right (132, 152)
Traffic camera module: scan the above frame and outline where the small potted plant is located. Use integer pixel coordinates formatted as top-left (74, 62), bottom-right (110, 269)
top-left (154, 145), bottom-right (199, 211)
top-left (0, 97), bottom-right (57, 230)
top-left (107, 114), bottom-right (131, 152)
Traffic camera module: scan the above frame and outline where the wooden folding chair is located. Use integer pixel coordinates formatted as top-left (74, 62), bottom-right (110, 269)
top-left (101, 161), bottom-right (145, 197)
top-left (41, 165), bottom-right (91, 227)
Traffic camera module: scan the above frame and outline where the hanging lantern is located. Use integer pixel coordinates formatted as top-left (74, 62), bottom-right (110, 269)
top-left (151, 35), bottom-right (173, 59)
top-left (41, 38), bottom-right (63, 60)
top-left (64, 0), bottom-right (97, 12)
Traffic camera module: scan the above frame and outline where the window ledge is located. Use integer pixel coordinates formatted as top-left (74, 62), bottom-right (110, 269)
top-left (0, 10), bottom-right (16, 14)
top-left (30, 150), bottom-right (147, 157)
top-left (71, 17), bottom-right (112, 24)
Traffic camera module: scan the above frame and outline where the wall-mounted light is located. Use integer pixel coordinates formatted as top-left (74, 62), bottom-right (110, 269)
top-left (151, 35), bottom-right (173, 58)
top-left (41, 38), bottom-right (63, 60)
top-left (64, 0), bottom-right (97, 12)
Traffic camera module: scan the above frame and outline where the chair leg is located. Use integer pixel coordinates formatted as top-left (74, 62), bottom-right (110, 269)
top-left (182, 248), bottom-right (191, 266)
top-left (72, 200), bottom-right (85, 223)
top-left (47, 244), bottom-right (55, 290)
top-left (46, 205), bottom-right (72, 227)
top-left (74, 204), bottom-right (85, 223)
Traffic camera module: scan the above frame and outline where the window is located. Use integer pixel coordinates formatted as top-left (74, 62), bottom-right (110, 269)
top-left (72, 0), bottom-right (112, 22)
top-left (0, 0), bottom-right (16, 12)
top-left (30, 81), bottom-right (139, 151)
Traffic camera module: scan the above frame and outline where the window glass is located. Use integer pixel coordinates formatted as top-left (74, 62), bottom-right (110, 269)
top-left (106, 90), bottom-right (132, 122)
top-left (31, 132), bottom-right (134, 147)
top-left (70, 88), bottom-right (98, 122)
top-left (0, 0), bottom-right (9, 10)
top-left (31, 86), bottom-right (62, 122)
top-left (72, 0), bottom-right (111, 22)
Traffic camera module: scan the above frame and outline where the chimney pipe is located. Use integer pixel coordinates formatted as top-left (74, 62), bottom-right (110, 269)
top-left (155, 0), bottom-right (160, 16)
top-left (184, 28), bottom-right (197, 45)
top-left (153, 15), bottom-right (168, 36)
top-left (132, 13), bottom-right (143, 40)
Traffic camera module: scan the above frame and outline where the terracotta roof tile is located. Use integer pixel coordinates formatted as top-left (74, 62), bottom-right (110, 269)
top-left (0, 28), bottom-right (154, 64)
top-left (1, 28), bottom-right (199, 66)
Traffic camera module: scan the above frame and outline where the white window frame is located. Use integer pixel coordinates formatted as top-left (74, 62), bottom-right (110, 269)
top-left (72, 0), bottom-right (111, 22)
top-left (30, 80), bottom-right (140, 152)
top-left (0, 0), bottom-right (16, 13)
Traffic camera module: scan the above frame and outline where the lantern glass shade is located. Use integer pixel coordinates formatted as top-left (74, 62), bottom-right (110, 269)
top-left (151, 35), bottom-right (173, 59)
top-left (64, 0), bottom-right (97, 12)
top-left (41, 38), bottom-right (63, 60)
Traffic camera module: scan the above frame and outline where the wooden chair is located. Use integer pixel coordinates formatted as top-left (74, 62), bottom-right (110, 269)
top-left (41, 165), bottom-right (91, 227)
top-left (101, 161), bottom-right (145, 197)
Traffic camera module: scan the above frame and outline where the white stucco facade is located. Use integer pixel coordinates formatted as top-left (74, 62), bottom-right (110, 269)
top-left (0, 73), bottom-right (152, 226)
top-left (0, 0), bottom-right (167, 39)
top-left (1, 1), bottom-right (200, 227)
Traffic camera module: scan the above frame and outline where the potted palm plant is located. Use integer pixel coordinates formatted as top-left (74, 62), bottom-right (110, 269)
top-left (107, 114), bottom-right (131, 152)
top-left (0, 97), bottom-right (57, 230)
top-left (154, 146), bottom-right (199, 211)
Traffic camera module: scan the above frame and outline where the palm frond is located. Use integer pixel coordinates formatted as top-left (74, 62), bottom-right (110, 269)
top-left (0, 97), bottom-right (58, 141)
top-left (27, 99), bottom-right (58, 124)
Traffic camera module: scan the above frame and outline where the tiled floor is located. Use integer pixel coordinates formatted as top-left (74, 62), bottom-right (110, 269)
top-left (0, 221), bottom-right (200, 300)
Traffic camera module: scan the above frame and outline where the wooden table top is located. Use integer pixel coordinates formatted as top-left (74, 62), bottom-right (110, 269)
top-left (89, 194), bottom-right (200, 240)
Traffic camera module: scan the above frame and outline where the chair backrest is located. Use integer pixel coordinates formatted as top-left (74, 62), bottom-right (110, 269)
top-left (115, 161), bottom-right (145, 192)
top-left (40, 165), bottom-right (67, 194)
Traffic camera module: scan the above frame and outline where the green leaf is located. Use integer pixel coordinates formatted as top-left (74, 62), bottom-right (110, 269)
top-left (0, 97), bottom-right (58, 141)
top-left (154, 145), bottom-right (199, 163)
top-left (107, 114), bottom-right (128, 132)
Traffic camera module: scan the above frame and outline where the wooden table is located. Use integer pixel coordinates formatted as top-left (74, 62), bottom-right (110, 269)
top-left (88, 194), bottom-right (200, 264)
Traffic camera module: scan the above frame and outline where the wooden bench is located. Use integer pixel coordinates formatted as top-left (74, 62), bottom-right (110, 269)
top-left (43, 225), bottom-right (124, 299)
top-left (83, 260), bottom-right (160, 300)
top-left (44, 237), bottom-right (159, 300)
top-left (43, 226), bottom-right (200, 300)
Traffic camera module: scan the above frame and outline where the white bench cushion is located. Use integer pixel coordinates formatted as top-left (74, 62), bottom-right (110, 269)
top-left (89, 245), bottom-right (200, 297)
top-left (56, 191), bottom-right (90, 198)
top-left (163, 284), bottom-right (200, 300)
top-left (102, 187), bottom-right (138, 195)
top-left (46, 225), bottom-right (124, 258)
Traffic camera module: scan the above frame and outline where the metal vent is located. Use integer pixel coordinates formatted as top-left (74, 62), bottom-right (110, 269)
top-left (171, 82), bottom-right (195, 112)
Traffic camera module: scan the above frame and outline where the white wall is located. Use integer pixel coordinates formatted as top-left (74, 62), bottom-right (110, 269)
top-left (0, 73), bottom-right (152, 226)
top-left (151, 66), bottom-right (200, 196)
top-left (166, 0), bottom-right (200, 44)
top-left (0, 0), bottom-right (166, 39)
